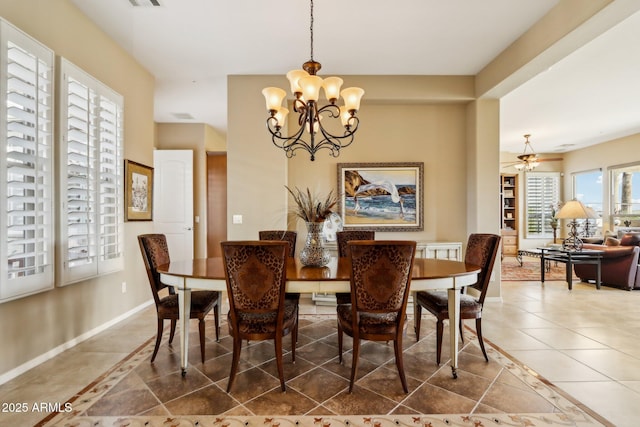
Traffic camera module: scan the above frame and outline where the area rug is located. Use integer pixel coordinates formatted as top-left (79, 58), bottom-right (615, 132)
top-left (501, 255), bottom-right (580, 282)
top-left (36, 315), bottom-right (609, 427)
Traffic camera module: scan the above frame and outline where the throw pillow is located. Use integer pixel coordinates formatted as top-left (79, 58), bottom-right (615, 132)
top-left (605, 237), bottom-right (620, 246)
top-left (620, 232), bottom-right (640, 246)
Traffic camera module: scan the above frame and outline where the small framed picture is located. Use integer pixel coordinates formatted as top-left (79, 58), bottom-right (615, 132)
top-left (124, 160), bottom-right (153, 221)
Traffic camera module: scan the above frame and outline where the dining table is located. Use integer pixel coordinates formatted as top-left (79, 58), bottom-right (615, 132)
top-left (158, 256), bottom-right (481, 379)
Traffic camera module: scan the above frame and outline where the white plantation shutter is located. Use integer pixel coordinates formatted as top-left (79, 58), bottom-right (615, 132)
top-left (59, 59), bottom-right (123, 284)
top-left (525, 172), bottom-right (560, 238)
top-left (1, 20), bottom-right (54, 302)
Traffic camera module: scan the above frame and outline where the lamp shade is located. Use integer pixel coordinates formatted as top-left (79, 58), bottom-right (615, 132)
top-left (262, 87), bottom-right (286, 112)
top-left (286, 69), bottom-right (309, 94)
top-left (341, 87), bottom-right (365, 112)
top-left (274, 107), bottom-right (289, 128)
top-left (299, 75), bottom-right (323, 101)
top-left (555, 200), bottom-right (599, 219)
top-left (322, 76), bottom-right (343, 101)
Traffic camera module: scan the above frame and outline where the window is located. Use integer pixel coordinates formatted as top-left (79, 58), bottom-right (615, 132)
top-left (610, 162), bottom-right (640, 228)
top-left (573, 169), bottom-right (602, 236)
top-left (58, 58), bottom-right (124, 285)
top-left (525, 172), bottom-right (561, 238)
top-left (1, 20), bottom-right (55, 302)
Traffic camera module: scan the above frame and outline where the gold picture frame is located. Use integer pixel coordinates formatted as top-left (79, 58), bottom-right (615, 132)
top-left (124, 159), bottom-right (153, 221)
top-left (337, 162), bottom-right (424, 231)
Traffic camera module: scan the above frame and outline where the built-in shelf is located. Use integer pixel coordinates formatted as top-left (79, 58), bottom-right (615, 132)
top-left (500, 174), bottom-right (518, 256)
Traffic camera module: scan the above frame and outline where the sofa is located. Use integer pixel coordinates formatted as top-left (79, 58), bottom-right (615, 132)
top-left (574, 233), bottom-right (640, 290)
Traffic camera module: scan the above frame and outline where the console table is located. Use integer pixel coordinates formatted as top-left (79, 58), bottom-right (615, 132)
top-left (539, 247), bottom-right (604, 290)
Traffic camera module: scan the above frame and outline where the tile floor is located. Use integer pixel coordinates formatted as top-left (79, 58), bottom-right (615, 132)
top-left (1, 277), bottom-right (638, 426)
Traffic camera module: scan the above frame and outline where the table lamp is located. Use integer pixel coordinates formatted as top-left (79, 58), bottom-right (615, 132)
top-left (555, 199), bottom-right (599, 251)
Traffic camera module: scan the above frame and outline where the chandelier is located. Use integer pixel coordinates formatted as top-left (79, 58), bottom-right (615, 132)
top-left (514, 134), bottom-right (540, 171)
top-left (261, 0), bottom-right (364, 161)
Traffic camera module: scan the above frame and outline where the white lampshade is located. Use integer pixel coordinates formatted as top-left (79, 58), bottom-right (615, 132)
top-left (262, 87), bottom-right (286, 112)
top-left (286, 69), bottom-right (309, 95)
top-left (341, 87), bottom-right (364, 112)
top-left (299, 75), bottom-right (323, 102)
top-left (274, 107), bottom-right (289, 128)
top-left (339, 106), bottom-right (352, 127)
top-left (555, 200), bottom-right (599, 219)
top-left (322, 76), bottom-right (343, 102)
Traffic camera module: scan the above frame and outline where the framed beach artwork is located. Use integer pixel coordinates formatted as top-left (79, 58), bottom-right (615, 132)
top-left (124, 160), bottom-right (153, 221)
top-left (337, 162), bottom-right (424, 231)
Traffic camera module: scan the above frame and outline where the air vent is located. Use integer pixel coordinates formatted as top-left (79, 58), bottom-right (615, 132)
top-left (129, 0), bottom-right (161, 6)
top-left (172, 112), bottom-right (195, 120)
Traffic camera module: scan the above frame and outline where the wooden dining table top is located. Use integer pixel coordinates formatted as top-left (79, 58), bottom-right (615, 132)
top-left (157, 256), bottom-right (481, 282)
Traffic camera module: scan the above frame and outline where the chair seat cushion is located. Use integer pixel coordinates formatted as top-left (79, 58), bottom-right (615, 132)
top-left (230, 299), bottom-right (298, 335)
top-left (416, 290), bottom-right (482, 318)
top-left (158, 290), bottom-right (219, 318)
top-left (337, 304), bottom-right (399, 335)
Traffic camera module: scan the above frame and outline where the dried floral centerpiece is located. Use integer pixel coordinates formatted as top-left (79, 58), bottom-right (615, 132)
top-left (286, 186), bottom-right (336, 267)
top-left (286, 186), bottom-right (337, 223)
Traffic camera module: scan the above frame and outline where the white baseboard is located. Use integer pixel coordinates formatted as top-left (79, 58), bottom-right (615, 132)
top-left (0, 300), bottom-right (153, 385)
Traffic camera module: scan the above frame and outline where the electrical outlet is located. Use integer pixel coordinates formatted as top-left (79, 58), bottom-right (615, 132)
top-left (121, 282), bottom-right (127, 293)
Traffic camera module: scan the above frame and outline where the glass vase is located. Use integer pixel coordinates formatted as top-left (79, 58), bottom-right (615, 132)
top-left (299, 222), bottom-right (330, 267)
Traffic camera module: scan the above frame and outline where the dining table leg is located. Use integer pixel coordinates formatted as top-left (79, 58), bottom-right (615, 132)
top-left (176, 284), bottom-right (191, 376)
top-left (447, 287), bottom-right (461, 379)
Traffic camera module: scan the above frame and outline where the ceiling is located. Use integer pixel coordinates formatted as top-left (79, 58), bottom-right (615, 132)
top-left (69, 0), bottom-right (640, 156)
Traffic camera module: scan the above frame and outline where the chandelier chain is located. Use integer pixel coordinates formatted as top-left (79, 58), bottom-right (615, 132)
top-left (309, 0), bottom-right (314, 61)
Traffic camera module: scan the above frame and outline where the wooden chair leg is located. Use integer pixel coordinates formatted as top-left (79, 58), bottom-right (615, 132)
top-left (168, 319), bottom-right (177, 344)
top-left (227, 336), bottom-right (242, 392)
top-left (213, 303), bottom-right (220, 342)
top-left (459, 318), bottom-right (464, 344)
top-left (275, 334), bottom-right (286, 392)
top-left (151, 318), bottom-right (164, 363)
top-left (349, 337), bottom-right (360, 393)
top-left (436, 319), bottom-right (444, 365)
top-left (414, 302), bottom-right (422, 341)
top-left (394, 336), bottom-right (409, 393)
top-left (290, 307), bottom-right (298, 363)
top-left (337, 321), bottom-right (344, 363)
top-left (198, 318), bottom-right (206, 363)
top-left (476, 318), bottom-right (488, 362)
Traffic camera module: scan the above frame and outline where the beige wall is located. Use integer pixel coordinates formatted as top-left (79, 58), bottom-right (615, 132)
top-left (0, 0), bottom-right (155, 377)
top-left (227, 75), bottom-right (502, 296)
top-left (155, 123), bottom-right (226, 258)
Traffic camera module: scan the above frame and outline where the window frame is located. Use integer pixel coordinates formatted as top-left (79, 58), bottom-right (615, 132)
top-left (525, 171), bottom-right (561, 239)
top-left (609, 161), bottom-right (640, 228)
top-left (0, 19), bottom-right (55, 302)
top-left (572, 168), bottom-right (603, 236)
top-left (58, 58), bottom-right (124, 285)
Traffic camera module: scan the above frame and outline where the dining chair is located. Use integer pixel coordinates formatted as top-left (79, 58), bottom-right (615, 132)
top-left (413, 233), bottom-right (501, 364)
top-left (258, 230), bottom-right (297, 257)
top-left (138, 234), bottom-right (220, 364)
top-left (335, 230), bottom-right (375, 305)
top-left (221, 240), bottom-right (298, 392)
top-left (337, 240), bottom-right (416, 393)
top-left (258, 230), bottom-right (300, 329)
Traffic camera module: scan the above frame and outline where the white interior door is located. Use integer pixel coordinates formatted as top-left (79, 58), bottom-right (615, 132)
top-left (153, 150), bottom-right (194, 261)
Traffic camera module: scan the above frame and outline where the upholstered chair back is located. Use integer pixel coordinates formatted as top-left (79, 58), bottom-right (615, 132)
top-left (138, 234), bottom-right (173, 305)
top-left (464, 233), bottom-right (501, 304)
top-left (259, 230), bottom-right (297, 257)
top-left (336, 230), bottom-right (375, 257)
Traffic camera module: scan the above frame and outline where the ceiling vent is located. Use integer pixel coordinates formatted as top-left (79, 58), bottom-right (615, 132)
top-left (172, 112), bottom-right (195, 120)
top-left (129, 0), bottom-right (161, 6)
